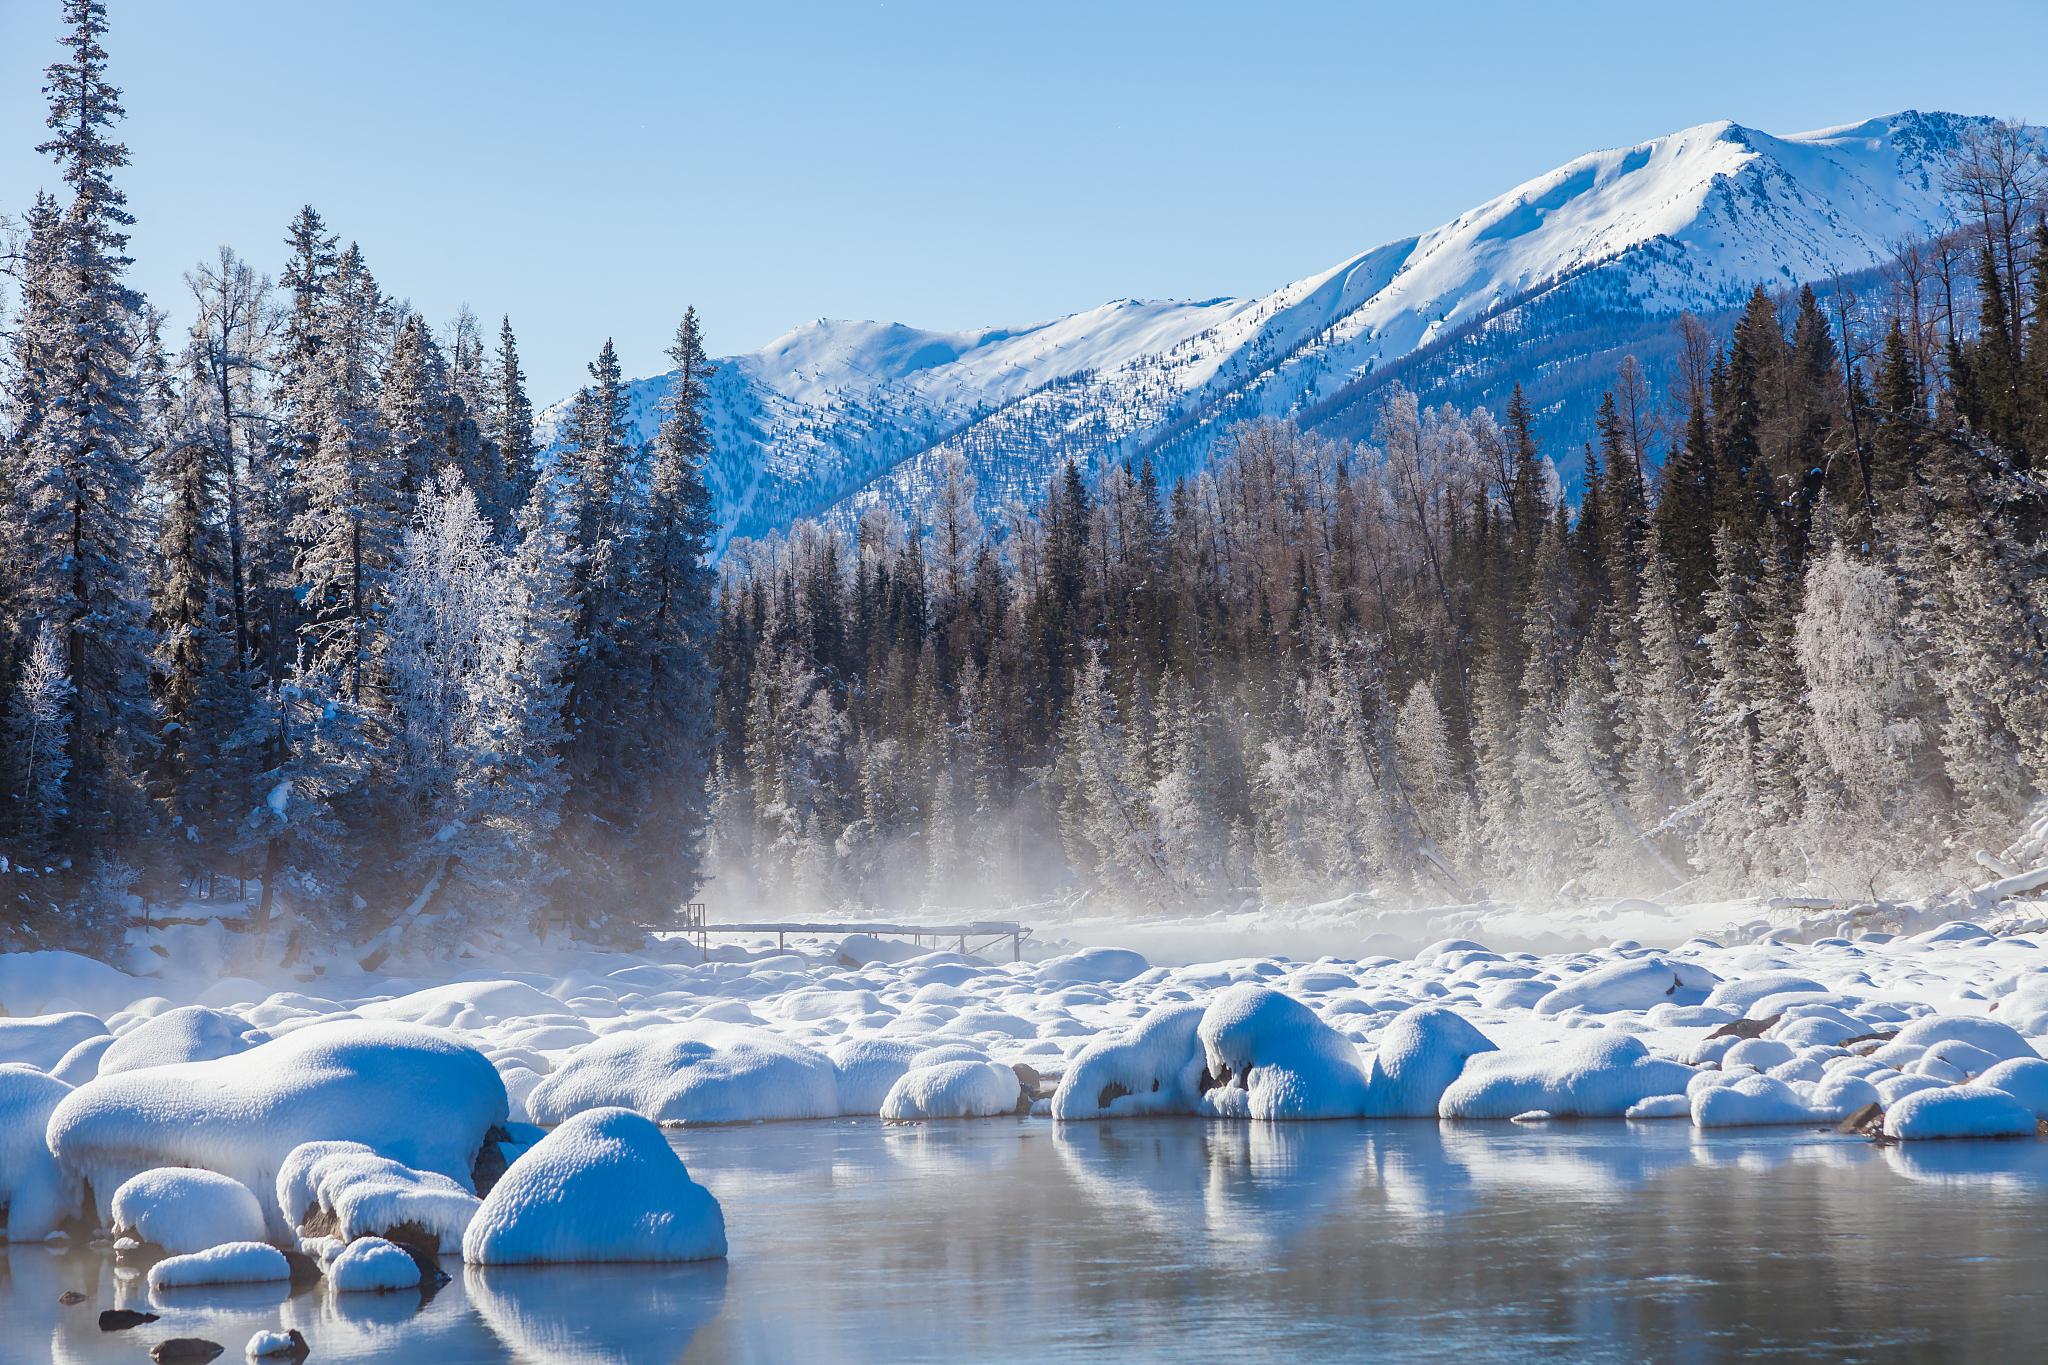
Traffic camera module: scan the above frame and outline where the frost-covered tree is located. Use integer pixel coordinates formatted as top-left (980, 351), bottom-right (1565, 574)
top-left (20, 0), bottom-right (157, 876)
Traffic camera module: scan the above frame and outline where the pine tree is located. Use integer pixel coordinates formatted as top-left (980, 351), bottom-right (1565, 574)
top-left (24, 0), bottom-right (158, 894)
top-left (493, 316), bottom-right (538, 513)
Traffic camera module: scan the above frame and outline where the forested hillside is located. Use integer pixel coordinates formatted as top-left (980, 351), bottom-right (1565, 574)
top-left (709, 140), bottom-right (2048, 915)
top-left (3, 2), bottom-right (2046, 955)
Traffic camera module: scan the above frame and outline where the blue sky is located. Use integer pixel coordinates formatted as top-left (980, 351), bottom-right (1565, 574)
top-left (4, 0), bottom-right (2045, 400)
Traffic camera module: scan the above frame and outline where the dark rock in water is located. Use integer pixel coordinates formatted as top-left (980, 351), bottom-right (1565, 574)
top-left (283, 1249), bottom-right (324, 1287)
top-left (379, 1219), bottom-right (450, 1286)
top-left (1011, 1063), bottom-right (1042, 1113)
top-left (57, 1290), bottom-right (86, 1305)
top-left (98, 1308), bottom-right (160, 1331)
top-left (1705, 1014), bottom-right (1781, 1042)
top-left (1838, 1102), bottom-right (1887, 1138)
top-left (151, 1339), bottom-right (224, 1364)
top-left (473, 1123), bottom-right (515, 1196)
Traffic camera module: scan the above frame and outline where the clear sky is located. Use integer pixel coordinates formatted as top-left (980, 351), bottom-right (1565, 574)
top-left (3, 0), bottom-right (2045, 401)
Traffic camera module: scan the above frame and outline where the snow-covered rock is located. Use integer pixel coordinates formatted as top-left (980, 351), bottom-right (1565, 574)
top-left (827, 1037), bottom-right (929, 1115)
top-left (1362, 1005), bottom-right (1497, 1117)
top-left (328, 1235), bottom-right (422, 1292)
top-left (461, 1108), bottom-right (726, 1264)
top-left (0, 1065), bottom-right (76, 1241)
top-left (98, 1005), bottom-right (266, 1076)
top-left (1050, 1004), bottom-right (1206, 1121)
top-left (275, 1140), bottom-right (480, 1252)
top-left (1196, 985), bottom-right (1370, 1120)
top-left (880, 1061), bottom-right (1021, 1119)
top-left (524, 1021), bottom-right (839, 1125)
top-left (1884, 1084), bottom-right (2041, 1140)
top-left (1439, 1035), bottom-right (1690, 1119)
top-left (0, 1012), bottom-right (108, 1071)
top-left (1037, 948), bottom-right (1149, 985)
top-left (147, 1240), bottom-right (291, 1290)
top-left (1536, 958), bottom-right (1716, 1016)
top-left (48, 1020), bottom-right (506, 1235)
top-left (110, 1168), bottom-right (268, 1253)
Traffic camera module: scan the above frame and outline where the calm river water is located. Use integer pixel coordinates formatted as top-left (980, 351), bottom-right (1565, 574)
top-left (9, 1118), bottom-right (2048, 1362)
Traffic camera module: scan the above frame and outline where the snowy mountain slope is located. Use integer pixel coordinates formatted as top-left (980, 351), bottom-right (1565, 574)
top-left (548, 110), bottom-right (2003, 544)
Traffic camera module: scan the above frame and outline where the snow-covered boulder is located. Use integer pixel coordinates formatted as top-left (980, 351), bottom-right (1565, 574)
top-left (48, 1020), bottom-right (506, 1235)
top-left (1037, 948), bottom-right (1149, 985)
top-left (1703, 974), bottom-right (1827, 1016)
top-left (827, 1038), bottom-right (928, 1115)
top-left (0, 951), bottom-right (136, 1017)
top-left (461, 1108), bottom-right (726, 1264)
top-left (1976, 1056), bottom-right (2048, 1118)
top-left (1889, 1015), bottom-right (2038, 1064)
top-left (147, 1240), bottom-right (291, 1291)
top-left (328, 1235), bottom-right (422, 1292)
top-left (1050, 1004), bottom-right (1206, 1120)
top-left (110, 1168), bottom-right (268, 1253)
top-left (1362, 1006), bottom-right (1497, 1117)
top-left (1439, 1035), bottom-right (1691, 1119)
top-left (0, 1065), bottom-right (77, 1241)
top-left (1884, 1084), bottom-right (2040, 1140)
top-left (245, 1329), bottom-right (310, 1359)
top-left (879, 1061), bottom-right (1021, 1119)
top-left (1195, 985), bottom-right (1370, 1120)
top-left (0, 1012), bottom-right (108, 1071)
top-left (1535, 958), bottom-right (1716, 1016)
top-left (357, 979), bottom-right (567, 1030)
top-left (1690, 1074), bottom-right (1815, 1127)
top-left (524, 1022), bottom-right (838, 1126)
top-left (98, 1006), bottom-right (266, 1076)
top-left (275, 1140), bottom-right (480, 1252)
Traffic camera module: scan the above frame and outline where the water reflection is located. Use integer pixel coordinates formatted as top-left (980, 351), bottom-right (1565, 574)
top-left (9, 1119), bottom-right (2048, 1361)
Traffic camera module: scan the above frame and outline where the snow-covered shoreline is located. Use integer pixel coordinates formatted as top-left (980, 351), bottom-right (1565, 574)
top-left (13, 908), bottom-right (2048, 1356)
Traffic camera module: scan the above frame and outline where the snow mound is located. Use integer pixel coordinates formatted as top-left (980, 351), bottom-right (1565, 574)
top-left (1704, 974), bottom-right (1827, 1015)
top-left (880, 1061), bottom-right (1021, 1119)
top-left (358, 979), bottom-right (568, 1029)
top-left (525, 1021), bottom-right (838, 1126)
top-left (147, 1240), bottom-right (291, 1290)
top-left (1037, 948), bottom-right (1150, 984)
top-left (0, 1012), bottom-right (108, 1071)
top-left (1196, 985), bottom-right (1370, 1120)
top-left (1976, 1056), bottom-right (2048, 1117)
top-left (48, 1020), bottom-right (506, 1235)
top-left (1536, 958), bottom-right (1716, 1016)
top-left (276, 1140), bottom-right (480, 1252)
top-left (827, 1037), bottom-right (928, 1114)
top-left (0, 1065), bottom-right (77, 1241)
top-left (1890, 1015), bottom-right (2039, 1064)
top-left (328, 1235), bottom-right (422, 1292)
top-left (98, 1006), bottom-right (266, 1076)
top-left (461, 1108), bottom-right (726, 1264)
top-left (1363, 1006), bottom-right (1497, 1117)
top-left (0, 951), bottom-right (136, 1016)
top-left (1690, 1074), bottom-right (1816, 1127)
top-left (1884, 1084), bottom-right (2041, 1140)
top-left (1050, 1004), bottom-right (1206, 1120)
top-left (246, 1329), bottom-right (308, 1359)
top-left (1440, 1035), bottom-right (1691, 1119)
top-left (110, 1168), bottom-right (268, 1253)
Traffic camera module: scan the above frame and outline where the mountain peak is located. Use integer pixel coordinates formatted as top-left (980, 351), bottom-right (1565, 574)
top-left (559, 110), bottom-right (2018, 549)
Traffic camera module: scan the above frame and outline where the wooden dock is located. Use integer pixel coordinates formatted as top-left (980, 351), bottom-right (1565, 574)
top-left (664, 904), bottom-right (1032, 961)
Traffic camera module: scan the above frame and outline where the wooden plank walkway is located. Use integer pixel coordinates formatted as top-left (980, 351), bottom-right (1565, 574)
top-left (662, 905), bottom-right (1032, 961)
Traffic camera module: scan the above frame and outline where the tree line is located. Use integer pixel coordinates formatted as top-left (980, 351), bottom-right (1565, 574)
top-left (709, 117), bottom-right (2048, 916)
top-left (0, 1), bottom-right (718, 957)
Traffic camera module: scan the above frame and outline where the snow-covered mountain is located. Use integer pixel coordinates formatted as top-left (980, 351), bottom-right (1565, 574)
top-left (552, 110), bottom-right (1999, 546)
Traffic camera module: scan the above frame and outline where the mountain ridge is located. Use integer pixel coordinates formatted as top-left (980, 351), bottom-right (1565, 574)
top-left (546, 109), bottom-right (2005, 545)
